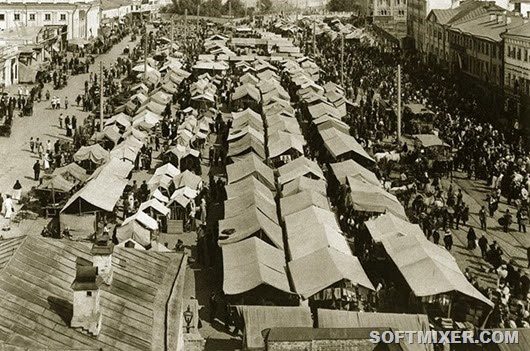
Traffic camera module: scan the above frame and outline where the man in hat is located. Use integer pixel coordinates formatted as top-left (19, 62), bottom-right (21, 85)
top-left (502, 209), bottom-right (513, 232)
top-left (478, 234), bottom-right (488, 258)
top-left (443, 229), bottom-right (453, 251)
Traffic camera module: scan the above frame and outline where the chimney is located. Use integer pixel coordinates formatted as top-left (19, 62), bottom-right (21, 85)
top-left (71, 265), bottom-right (102, 336)
top-left (506, 16), bottom-right (512, 24)
top-left (490, 13), bottom-right (496, 21)
top-left (497, 14), bottom-right (504, 23)
top-left (91, 233), bottom-right (114, 285)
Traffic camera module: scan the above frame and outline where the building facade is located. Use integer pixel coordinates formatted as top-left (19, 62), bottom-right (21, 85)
top-left (407, 0), bottom-right (456, 51)
top-left (448, 12), bottom-right (524, 88)
top-left (0, 0), bottom-right (100, 40)
top-left (503, 21), bottom-right (530, 96)
top-left (373, 0), bottom-right (408, 21)
top-left (0, 45), bottom-right (19, 87)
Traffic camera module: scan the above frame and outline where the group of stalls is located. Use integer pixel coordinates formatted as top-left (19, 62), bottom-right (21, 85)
top-left (279, 49), bottom-right (494, 326)
top-left (219, 54), bottom-right (375, 313)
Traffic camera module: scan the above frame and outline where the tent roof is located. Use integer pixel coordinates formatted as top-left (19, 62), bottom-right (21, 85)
top-left (288, 223), bottom-right (351, 261)
top-left (317, 310), bottom-right (433, 351)
top-left (320, 128), bottom-right (374, 164)
top-left (154, 163), bottom-right (180, 178)
top-left (53, 162), bottom-right (89, 183)
top-left (278, 156), bottom-right (324, 185)
top-left (365, 213), bottom-right (426, 243)
top-left (237, 306), bottom-right (312, 350)
top-left (122, 211), bottom-right (159, 231)
top-left (285, 206), bottom-right (340, 235)
top-left (227, 153), bottom-right (275, 190)
top-left (73, 144), bottom-right (109, 164)
top-left (288, 247), bottom-right (374, 299)
top-left (38, 174), bottom-right (75, 193)
top-left (139, 198), bottom-right (170, 217)
top-left (228, 132), bottom-right (266, 160)
top-left (381, 234), bottom-right (493, 307)
top-left (413, 134), bottom-right (450, 148)
top-left (346, 177), bottom-right (407, 219)
top-left (268, 132), bottom-right (305, 159)
top-left (116, 220), bottom-right (151, 247)
top-left (105, 112), bottom-right (132, 128)
top-left (282, 177), bottom-right (327, 198)
top-left (172, 170), bottom-right (202, 190)
top-left (224, 190), bottom-right (277, 222)
top-left (330, 159), bottom-right (380, 186)
top-left (219, 205), bottom-right (283, 249)
top-left (225, 175), bottom-right (275, 201)
top-left (280, 190), bottom-right (330, 220)
top-left (232, 84), bottom-right (261, 102)
top-left (222, 237), bottom-right (292, 296)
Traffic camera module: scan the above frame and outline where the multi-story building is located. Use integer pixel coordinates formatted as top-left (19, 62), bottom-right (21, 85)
top-left (502, 20), bottom-right (530, 95)
top-left (501, 20), bottom-right (530, 126)
top-left (0, 44), bottom-right (19, 87)
top-left (0, 0), bottom-right (100, 40)
top-left (448, 11), bottom-right (524, 88)
top-left (373, 0), bottom-right (408, 21)
top-left (424, 1), bottom-right (503, 67)
top-left (407, 0), bottom-right (457, 51)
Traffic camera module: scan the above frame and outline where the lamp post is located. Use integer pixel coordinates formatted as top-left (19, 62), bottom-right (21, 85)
top-left (183, 305), bottom-right (193, 333)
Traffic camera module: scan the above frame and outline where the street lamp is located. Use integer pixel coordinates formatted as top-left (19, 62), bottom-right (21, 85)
top-left (183, 305), bottom-right (194, 333)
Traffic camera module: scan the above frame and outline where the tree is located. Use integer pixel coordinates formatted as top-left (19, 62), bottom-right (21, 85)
top-left (258, 0), bottom-right (272, 13)
top-left (171, 0), bottom-right (199, 15)
top-left (326, 0), bottom-right (361, 12)
top-left (222, 0), bottom-right (246, 17)
top-left (202, 0), bottom-right (223, 17)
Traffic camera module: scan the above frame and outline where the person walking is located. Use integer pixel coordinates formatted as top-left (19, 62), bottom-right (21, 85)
top-left (12, 180), bottom-right (22, 201)
top-left (479, 235), bottom-right (488, 258)
top-left (29, 137), bottom-right (35, 153)
top-left (502, 209), bottom-right (513, 233)
top-left (518, 207), bottom-right (528, 233)
top-left (33, 160), bottom-right (40, 181)
top-left (467, 227), bottom-right (477, 250)
top-left (433, 229), bottom-right (440, 245)
top-left (479, 205), bottom-right (487, 230)
top-left (59, 113), bottom-right (64, 129)
top-left (64, 96), bottom-right (68, 109)
top-left (444, 229), bottom-right (453, 251)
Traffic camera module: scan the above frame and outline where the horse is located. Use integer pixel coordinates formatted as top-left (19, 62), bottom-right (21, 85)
top-left (374, 150), bottom-right (401, 163)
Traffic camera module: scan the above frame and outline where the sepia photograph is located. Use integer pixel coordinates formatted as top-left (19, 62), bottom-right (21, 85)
top-left (0, 0), bottom-right (529, 349)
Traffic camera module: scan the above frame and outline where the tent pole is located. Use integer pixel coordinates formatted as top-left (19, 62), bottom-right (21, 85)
top-left (397, 64), bottom-right (402, 142)
top-left (100, 61), bottom-right (104, 131)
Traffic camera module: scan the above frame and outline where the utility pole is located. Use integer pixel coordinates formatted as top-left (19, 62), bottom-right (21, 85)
top-left (397, 64), bottom-right (402, 141)
top-left (143, 26), bottom-right (148, 79)
top-left (229, 0), bottom-right (232, 18)
top-left (196, 3), bottom-right (200, 32)
top-left (170, 14), bottom-right (174, 55)
top-left (99, 61), bottom-right (104, 131)
top-left (245, 6), bottom-right (247, 18)
top-left (340, 33), bottom-right (344, 86)
top-left (184, 8), bottom-right (188, 39)
top-left (312, 20), bottom-right (316, 56)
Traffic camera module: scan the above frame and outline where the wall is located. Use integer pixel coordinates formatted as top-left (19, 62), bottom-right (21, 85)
top-left (0, 46), bottom-right (19, 87)
top-left (504, 36), bottom-right (530, 96)
top-left (268, 338), bottom-right (387, 350)
top-left (0, 1), bottom-right (100, 39)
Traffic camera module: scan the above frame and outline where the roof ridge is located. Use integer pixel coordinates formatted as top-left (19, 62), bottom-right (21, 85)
top-left (0, 235), bottom-right (27, 275)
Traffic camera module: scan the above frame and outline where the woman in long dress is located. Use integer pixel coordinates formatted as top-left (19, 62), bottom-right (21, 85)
top-left (12, 180), bottom-right (22, 201)
top-left (3, 195), bottom-right (13, 219)
top-left (43, 152), bottom-right (50, 171)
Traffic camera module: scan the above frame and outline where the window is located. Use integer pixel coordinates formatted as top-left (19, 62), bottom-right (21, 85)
top-left (0, 14), bottom-right (4, 21)
top-left (517, 48), bottom-right (521, 60)
top-left (14, 13), bottom-right (20, 21)
top-left (29, 13), bottom-right (35, 21)
top-left (60, 13), bottom-right (66, 21)
top-left (87, 291), bottom-right (92, 297)
top-left (44, 13), bottom-right (51, 21)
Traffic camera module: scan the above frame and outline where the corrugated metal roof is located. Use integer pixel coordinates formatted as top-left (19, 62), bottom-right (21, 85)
top-left (0, 236), bottom-right (184, 350)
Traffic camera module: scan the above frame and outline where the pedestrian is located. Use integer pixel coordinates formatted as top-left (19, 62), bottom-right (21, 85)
top-left (527, 247), bottom-right (530, 268)
top-left (29, 137), bottom-right (35, 153)
top-left (502, 209), bottom-right (513, 233)
top-left (518, 207), bottom-right (528, 233)
top-left (467, 227), bottom-right (477, 250)
top-left (37, 138), bottom-right (43, 158)
top-left (46, 140), bottom-right (52, 153)
top-left (43, 152), bottom-right (50, 171)
top-left (479, 235), bottom-right (488, 258)
top-left (56, 96), bottom-right (61, 109)
top-left (479, 205), bottom-right (487, 230)
top-left (45, 90), bottom-right (50, 100)
top-left (72, 116), bottom-right (77, 131)
top-left (432, 229), bottom-right (440, 245)
top-left (443, 229), bottom-right (453, 251)
top-left (76, 94), bottom-right (81, 106)
top-left (64, 96), bottom-right (68, 109)
top-left (2, 194), bottom-right (13, 220)
top-left (11, 180), bottom-right (22, 202)
top-left (33, 160), bottom-right (40, 181)
top-left (59, 113), bottom-right (63, 129)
